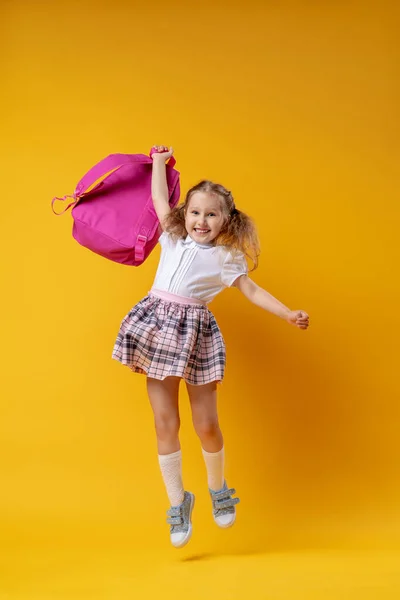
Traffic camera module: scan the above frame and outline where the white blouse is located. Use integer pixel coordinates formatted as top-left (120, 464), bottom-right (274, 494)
top-left (151, 232), bottom-right (248, 304)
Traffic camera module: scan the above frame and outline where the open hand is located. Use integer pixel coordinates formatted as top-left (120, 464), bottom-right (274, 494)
top-left (285, 310), bottom-right (310, 330)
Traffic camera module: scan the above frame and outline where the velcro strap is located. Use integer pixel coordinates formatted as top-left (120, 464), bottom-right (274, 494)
top-left (167, 507), bottom-right (182, 517)
top-left (215, 497), bottom-right (240, 510)
top-left (167, 516), bottom-right (183, 525)
top-left (212, 487), bottom-right (236, 501)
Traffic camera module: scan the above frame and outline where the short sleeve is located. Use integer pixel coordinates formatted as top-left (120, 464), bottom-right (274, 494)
top-left (221, 250), bottom-right (248, 287)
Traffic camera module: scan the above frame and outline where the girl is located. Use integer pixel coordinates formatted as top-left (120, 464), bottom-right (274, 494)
top-left (112, 145), bottom-right (310, 548)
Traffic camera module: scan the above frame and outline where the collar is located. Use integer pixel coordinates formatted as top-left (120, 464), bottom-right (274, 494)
top-left (182, 234), bottom-right (215, 249)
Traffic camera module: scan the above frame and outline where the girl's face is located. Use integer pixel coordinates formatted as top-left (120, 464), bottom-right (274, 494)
top-left (185, 192), bottom-right (225, 244)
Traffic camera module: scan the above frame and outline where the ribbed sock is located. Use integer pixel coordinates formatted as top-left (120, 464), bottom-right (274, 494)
top-left (158, 449), bottom-right (185, 507)
top-left (202, 446), bottom-right (225, 492)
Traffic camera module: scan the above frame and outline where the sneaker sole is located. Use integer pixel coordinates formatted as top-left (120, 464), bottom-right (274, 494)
top-left (172, 493), bottom-right (195, 549)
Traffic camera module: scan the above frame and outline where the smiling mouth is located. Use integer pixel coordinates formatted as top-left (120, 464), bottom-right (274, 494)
top-left (194, 228), bottom-right (210, 234)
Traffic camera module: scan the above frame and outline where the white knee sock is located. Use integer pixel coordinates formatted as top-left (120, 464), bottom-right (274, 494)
top-left (158, 450), bottom-right (185, 507)
top-left (202, 446), bottom-right (225, 492)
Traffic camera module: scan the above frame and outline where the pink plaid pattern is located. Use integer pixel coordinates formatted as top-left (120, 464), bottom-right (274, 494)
top-left (112, 294), bottom-right (226, 385)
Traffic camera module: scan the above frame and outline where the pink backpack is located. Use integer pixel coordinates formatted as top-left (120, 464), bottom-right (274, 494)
top-left (51, 151), bottom-right (180, 266)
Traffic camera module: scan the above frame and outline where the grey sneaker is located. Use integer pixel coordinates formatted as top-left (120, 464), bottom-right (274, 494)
top-left (210, 481), bottom-right (239, 528)
top-left (166, 491), bottom-right (195, 548)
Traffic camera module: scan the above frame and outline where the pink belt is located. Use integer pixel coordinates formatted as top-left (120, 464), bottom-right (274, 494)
top-left (150, 288), bottom-right (207, 306)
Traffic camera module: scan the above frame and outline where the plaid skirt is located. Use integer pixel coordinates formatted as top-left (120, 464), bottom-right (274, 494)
top-left (112, 292), bottom-right (226, 385)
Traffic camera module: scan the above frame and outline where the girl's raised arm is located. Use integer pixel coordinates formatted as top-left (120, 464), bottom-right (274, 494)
top-left (151, 145), bottom-right (174, 230)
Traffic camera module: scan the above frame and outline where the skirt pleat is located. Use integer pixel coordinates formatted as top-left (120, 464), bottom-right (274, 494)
top-left (112, 294), bottom-right (226, 385)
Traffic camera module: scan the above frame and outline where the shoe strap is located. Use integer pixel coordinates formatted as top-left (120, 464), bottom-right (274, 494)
top-left (211, 487), bottom-right (236, 501)
top-left (214, 496), bottom-right (240, 510)
top-left (167, 506), bottom-right (182, 517)
top-left (167, 516), bottom-right (183, 525)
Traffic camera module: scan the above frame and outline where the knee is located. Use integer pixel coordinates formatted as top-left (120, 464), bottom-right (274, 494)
top-left (193, 418), bottom-right (220, 441)
top-left (154, 413), bottom-right (180, 441)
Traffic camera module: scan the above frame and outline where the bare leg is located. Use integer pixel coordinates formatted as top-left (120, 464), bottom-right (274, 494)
top-left (186, 381), bottom-right (223, 452)
top-left (147, 376), bottom-right (181, 455)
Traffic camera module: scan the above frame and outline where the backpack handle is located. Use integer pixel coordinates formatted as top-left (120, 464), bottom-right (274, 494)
top-left (51, 151), bottom-right (176, 215)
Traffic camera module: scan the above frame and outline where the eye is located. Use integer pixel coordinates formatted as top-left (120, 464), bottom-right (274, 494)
top-left (208, 213), bottom-right (216, 217)
top-left (191, 210), bottom-right (199, 215)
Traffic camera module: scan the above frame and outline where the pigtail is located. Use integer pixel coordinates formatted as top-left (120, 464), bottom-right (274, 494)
top-left (218, 207), bottom-right (260, 271)
top-left (163, 204), bottom-right (187, 239)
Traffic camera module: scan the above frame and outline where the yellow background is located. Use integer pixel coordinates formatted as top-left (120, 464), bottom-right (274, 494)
top-left (1, 0), bottom-right (399, 598)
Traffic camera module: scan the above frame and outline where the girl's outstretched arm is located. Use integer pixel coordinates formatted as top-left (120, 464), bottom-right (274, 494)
top-left (151, 145), bottom-right (174, 230)
top-left (233, 275), bottom-right (310, 330)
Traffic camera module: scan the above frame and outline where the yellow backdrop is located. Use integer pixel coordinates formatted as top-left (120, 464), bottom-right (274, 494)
top-left (1, 0), bottom-right (399, 598)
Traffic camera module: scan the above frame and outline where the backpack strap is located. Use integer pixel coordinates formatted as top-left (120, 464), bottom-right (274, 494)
top-left (135, 234), bottom-right (148, 263)
top-left (51, 152), bottom-right (176, 215)
top-left (75, 153), bottom-right (176, 196)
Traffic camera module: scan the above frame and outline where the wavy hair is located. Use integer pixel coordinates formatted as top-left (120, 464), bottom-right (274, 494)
top-left (163, 180), bottom-right (260, 270)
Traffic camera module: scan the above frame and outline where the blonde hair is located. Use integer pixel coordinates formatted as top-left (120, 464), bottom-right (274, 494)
top-left (163, 180), bottom-right (260, 270)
